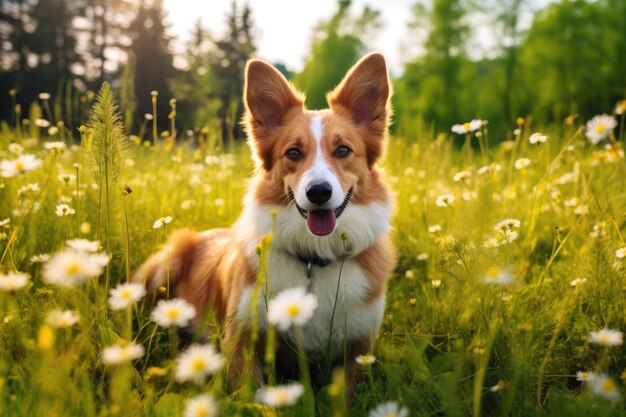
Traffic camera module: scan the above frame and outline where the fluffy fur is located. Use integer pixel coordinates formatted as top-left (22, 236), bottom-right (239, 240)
top-left (133, 52), bottom-right (396, 389)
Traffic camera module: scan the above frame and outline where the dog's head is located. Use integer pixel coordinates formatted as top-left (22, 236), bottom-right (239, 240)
top-left (243, 53), bottom-right (391, 237)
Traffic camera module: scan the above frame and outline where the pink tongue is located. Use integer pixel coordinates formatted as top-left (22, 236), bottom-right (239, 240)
top-left (306, 210), bottom-right (337, 236)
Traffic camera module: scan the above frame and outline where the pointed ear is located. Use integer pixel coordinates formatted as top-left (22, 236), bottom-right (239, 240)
top-left (327, 52), bottom-right (391, 126)
top-left (243, 59), bottom-right (304, 129)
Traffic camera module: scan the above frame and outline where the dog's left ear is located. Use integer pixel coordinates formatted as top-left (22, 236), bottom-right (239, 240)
top-left (327, 52), bottom-right (391, 126)
top-left (327, 53), bottom-right (391, 164)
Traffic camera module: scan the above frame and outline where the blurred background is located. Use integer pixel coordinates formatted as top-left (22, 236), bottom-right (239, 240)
top-left (0, 0), bottom-right (624, 142)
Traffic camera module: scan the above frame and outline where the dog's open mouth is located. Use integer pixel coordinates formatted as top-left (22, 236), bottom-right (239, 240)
top-left (288, 187), bottom-right (353, 236)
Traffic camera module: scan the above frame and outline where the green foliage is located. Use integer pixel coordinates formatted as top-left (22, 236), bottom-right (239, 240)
top-left (293, 0), bottom-right (382, 110)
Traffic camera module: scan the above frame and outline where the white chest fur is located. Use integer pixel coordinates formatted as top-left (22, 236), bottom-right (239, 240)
top-left (237, 249), bottom-right (385, 353)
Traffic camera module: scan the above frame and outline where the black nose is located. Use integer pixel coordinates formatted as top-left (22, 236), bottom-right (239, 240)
top-left (306, 182), bottom-right (332, 205)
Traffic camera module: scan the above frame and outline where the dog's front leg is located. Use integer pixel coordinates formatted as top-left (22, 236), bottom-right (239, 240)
top-left (345, 336), bottom-right (372, 401)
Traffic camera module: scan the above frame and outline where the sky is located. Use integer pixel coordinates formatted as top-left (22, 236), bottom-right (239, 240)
top-left (162, 0), bottom-right (414, 76)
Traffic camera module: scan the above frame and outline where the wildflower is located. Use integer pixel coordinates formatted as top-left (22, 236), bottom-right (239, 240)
top-left (34, 118), bottom-right (50, 128)
top-left (615, 100), bottom-right (626, 116)
top-left (591, 222), bottom-right (606, 238)
top-left (368, 401), bottom-right (409, 417)
top-left (516, 117), bottom-right (525, 126)
top-left (181, 199), bottom-right (196, 210)
top-left (428, 224), bottom-right (442, 233)
top-left (501, 140), bottom-right (515, 151)
top-left (0, 218), bottom-right (9, 227)
top-left (108, 283), bottom-right (146, 310)
top-left (494, 219), bottom-right (521, 233)
top-left (453, 169), bottom-right (472, 182)
top-left (30, 253), bottom-right (49, 263)
top-left (151, 91), bottom-right (158, 97)
top-left (183, 394), bottom-right (219, 417)
top-left (153, 216), bottom-right (173, 229)
top-left (477, 163), bottom-right (502, 175)
top-left (256, 383), bottom-right (304, 407)
top-left (47, 126), bottom-right (59, 136)
top-left (409, 298), bottom-right (417, 305)
top-left (574, 205), bottom-right (589, 215)
top-left (585, 114), bottom-right (617, 145)
top-left (588, 329), bottom-right (623, 346)
top-left (102, 342), bottom-right (145, 365)
top-left (175, 344), bottom-right (225, 383)
top-left (80, 222), bottom-right (91, 234)
top-left (589, 374), bottom-right (621, 401)
top-left (18, 183), bottom-right (41, 196)
top-left (570, 277), bottom-right (587, 287)
top-left (451, 120), bottom-right (482, 134)
top-left (38, 92), bottom-right (50, 100)
top-left (144, 113), bottom-right (153, 120)
top-left (528, 133), bottom-right (548, 144)
top-left (42, 249), bottom-right (109, 287)
top-left (490, 380), bottom-right (509, 392)
top-left (65, 239), bottom-right (100, 252)
top-left (55, 204), bottom-right (76, 217)
top-left (0, 154), bottom-right (42, 177)
top-left (46, 310), bottom-right (80, 328)
top-left (44, 141), bottom-right (66, 152)
top-left (0, 271), bottom-right (30, 291)
top-left (615, 247), bottom-right (626, 259)
top-left (146, 366), bottom-right (168, 377)
top-left (417, 253), bottom-right (429, 261)
top-left (577, 371), bottom-right (595, 382)
top-left (8, 143), bottom-right (23, 155)
top-left (482, 266), bottom-right (515, 285)
top-left (514, 158), bottom-right (531, 170)
top-left (151, 298), bottom-right (197, 328)
top-left (436, 193), bottom-right (455, 207)
top-left (268, 287), bottom-right (318, 331)
top-left (565, 114), bottom-right (578, 125)
top-left (356, 354), bottom-right (376, 365)
top-left (483, 237), bottom-right (500, 248)
top-left (38, 325), bottom-right (54, 350)
top-left (405, 270), bottom-right (414, 278)
top-left (431, 279), bottom-right (442, 288)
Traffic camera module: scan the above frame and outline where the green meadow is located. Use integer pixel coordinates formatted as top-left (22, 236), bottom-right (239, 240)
top-left (1, 83), bottom-right (626, 417)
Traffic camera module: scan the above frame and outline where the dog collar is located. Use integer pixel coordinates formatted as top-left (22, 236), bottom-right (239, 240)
top-left (296, 253), bottom-right (331, 279)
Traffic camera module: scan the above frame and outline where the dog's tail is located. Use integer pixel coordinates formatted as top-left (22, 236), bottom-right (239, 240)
top-left (133, 229), bottom-right (201, 295)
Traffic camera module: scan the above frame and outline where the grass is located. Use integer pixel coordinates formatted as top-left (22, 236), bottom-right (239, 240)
top-left (1, 89), bottom-right (626, 417)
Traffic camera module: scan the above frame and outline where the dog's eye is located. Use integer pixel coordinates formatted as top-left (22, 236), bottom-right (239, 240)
top-left (285, 148), bottom-right (302, 161)
top-left (333, 145), bottom-right (352, 159)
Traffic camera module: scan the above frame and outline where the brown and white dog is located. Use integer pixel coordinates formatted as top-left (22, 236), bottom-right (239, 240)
top-left (134, 52), bottom-right (396, 388)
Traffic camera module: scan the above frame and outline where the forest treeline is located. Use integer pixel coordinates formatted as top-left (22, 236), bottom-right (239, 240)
top-left (1, 0), bottom-right (624, 142)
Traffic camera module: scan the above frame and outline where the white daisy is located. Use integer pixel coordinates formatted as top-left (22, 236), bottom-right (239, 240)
top-left (256, 383), bottom-right (304, 407)
top-left (428, 224), bottom-right (442, 233)
top-left (570, 277), bottom-right (588, 287)
top-left (66, 239), bottom-right (100, 252)
top-left (588, 329), bottom-right (623, 346)
top-left (267, 287), bottom-right (318, 331)
top-left (0, 218), bottom-right (9, 227)
top-left (494, 218), bottom-right (521, 233)
top-left (34, 118), bottom-right (50, 128)
top-left (38, 92), bottom-right (51, 100)
top-left (0, 271), bottom-right (30, 291)
top-left (153, 216), bottom-right (173, 229)
top-left (368, 401), bottom-right (409, 417)
top-left (615, 247), bottom-right (626, 259)
top-left (615, 100), bottom-right (626, 116)
top-left (42, 249), bottom-right (109, 287)
top-left (108, 283), bottom-right (146, 310)
top-left (8, 143), bottom-right (23, 155)
top-left (588, 374), bottom-right (621, 401)
top-left (46, 310), bottom-right (80, 328)
top-left (355, 354), bottom-right (376, 365)
top-left (528, 133), bottom-right (548, 144)
top-left (102, 342), bottom-right (145, 365)
top-left (576, 370), bottom-right (595, 382)
top-left (585, 114), bottom-right (617, 145)
top-left (175, 344), bottom-right (225, 383)
top-left (514, 158), bottom-right (531, 170)
top-left (183, 394), bottom-right (219, 417)
top-left (151, 298), bottom-right (197, 328)
top-left (451, 120), bottom-right (482, 134)
top-left (30, 253), bottom-right (50, 263)
top-left (482, 266), bottom-right (515, 285)
top-left (55, 204), bottom-right (76, 217)
top-left (435, 193), bottom-right (455, 207)
top-left (0, 154), bottom-right (42, 177)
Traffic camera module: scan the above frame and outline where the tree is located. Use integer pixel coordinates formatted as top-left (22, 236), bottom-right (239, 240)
top-left (127, 0), bottom-right (176, 134)
top-left (293, 0), bottom-right (381, 110)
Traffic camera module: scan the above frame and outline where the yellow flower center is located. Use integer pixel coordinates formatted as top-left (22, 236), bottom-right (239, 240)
top-left (65, 262), bottom-right (81, 275)
top-left (595, 123), bottom-right (606, 133)
top-left (15, 161), bottom-right (24, 171)
top-left (195, 405), bottom-right (208, 417)
top-left (463, 122), bottom-right (471, 131)
top-left (485, 267), bottom-right (500, 278)
top-left (275, 390), bottom-right (289, 404)
top-left (191, 358), bottom-right (206, 372)
top-left (598, 334), bottom-right (609, 344)
top-left (383, 413), bottom-right (397, 417)
top-left (121, 289), bottom-right (131, 299)
top-left (602, 379), bottom-right (617, 392)
top-left (580, 372), bottom-right (588, 379)
top-left (166, 308), bottom-right (180, 319)
top-left (287, 305), bottom-right (300, 318)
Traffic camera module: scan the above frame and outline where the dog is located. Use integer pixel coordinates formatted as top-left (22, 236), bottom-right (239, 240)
top-left (134, 52), bottom-right (396, 390)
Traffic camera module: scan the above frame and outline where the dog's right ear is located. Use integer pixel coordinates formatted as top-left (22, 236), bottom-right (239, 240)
top-left (243, 60), bottom-right (304, 170)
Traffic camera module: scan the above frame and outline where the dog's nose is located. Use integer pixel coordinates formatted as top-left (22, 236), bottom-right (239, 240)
top-left (306, 182), bottom-right (332, 205)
